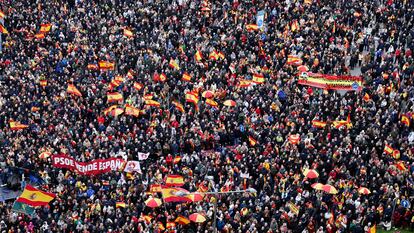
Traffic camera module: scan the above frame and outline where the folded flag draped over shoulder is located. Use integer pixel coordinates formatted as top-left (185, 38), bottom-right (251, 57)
top-left (107, 92), bottom-right (123, 103)
top-left (165, 175), bottom-right (184, 187)
top-left (16, 185), bottom-right (55, 207)
top-left (10, 120), bottom-right (29, 130)
top-left (67, 84), bottom-right (82, 97)
top-left (161, 187), bottom-right (192, 203)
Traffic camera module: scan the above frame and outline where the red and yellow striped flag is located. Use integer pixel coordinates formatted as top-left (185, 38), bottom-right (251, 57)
top-left (159, 73), bottom-right (167, 82)
top-left (218, 51), bottom-right (225, 59)
top-left (145, 99), bottom-right (161, 108)
top-left (103, 105), bottom-right (118, 115)
top-left (165, 175), bottom-right (185, 187)
top-left (312, 120), bottom-right (327, 128)
top-left (124, 104), bottom-right (140, 117)
top-left (238, 80), bottom-right (253, 88)
top-left (161, 187), bottom-right (192, 203)
top-left (185, 91), bottom-right (199, 104)
top-left (39, 80), bottom-right (47, 87)
top-left (0, 10), bottom-right (6, 19)
top-left (133, 82), bottom-right (143, 91)
top-left (0, 24), bottom-right (9, 34)
top-left (209, 51), bottom-right (219, 60)
top-left (401, 114), bottom-right (410, 127)
top-left (363, 93), bottom-right (370, 102)
top-left (169, 59), bottom-right (180, 70)
top-left (182, 72), bottom-right (192, 82)
top-left (116, 202), bottom-right (126, 208)
top-left (252, 74), bottom-right (265, 84)
top-left (287, 55), bottom-right (303, 65)
top-left (98, 61), bottom-right (115, 70)
top-left (16, 185), bottom-right (55, 207)
top-left (175, 215), bottom-right (190, 225)
top-left (205, 99), bottom-right (218, 107)
top-left (39, 23), bottom-right (52, 33)
top-left (123, 28), bottom-right (134, 38)
top-left (110, 76), bottom-right (124, 88)
top-left (246, 24), bottom-right (259, 31)
top-left (172, 101), bottom-right (185, 113)
top-left (248, 136), bottom-right (257, 146)
top-left (67, 84), bottom-right (82, 97)
top-left (9, 120), bottom-right (29, 130)
top-left (107, 92), bottom-right (123, 103)
top-left (195, 50), bottom-right (203, 61)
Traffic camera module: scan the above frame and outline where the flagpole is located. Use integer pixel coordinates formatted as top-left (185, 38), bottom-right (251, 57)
top-left (0, 17), bottom-right (3, 52)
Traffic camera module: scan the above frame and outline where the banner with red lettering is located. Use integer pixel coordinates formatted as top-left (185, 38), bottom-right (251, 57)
top-left (52, 154), bottom-right (126, 175)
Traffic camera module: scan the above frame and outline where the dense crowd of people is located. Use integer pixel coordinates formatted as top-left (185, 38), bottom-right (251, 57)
top-left (0, 0), bottom-right (414, 232)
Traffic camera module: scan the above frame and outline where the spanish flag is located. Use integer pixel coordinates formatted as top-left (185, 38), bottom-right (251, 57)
top-left (185, 91), bottom-right (199, 104)
top-left (248, 136), bottom-right (257, 146)
top-left (182, 72), bottom-right (192, 82)
top-left (401, 114), bottom-right (410, 127)
top-left (287, 55), bottom-right (302, 65)
top-left (67, 84), bottom-right (82, 97)
top-left (103, 105), bottom-right (118, 115)
top-left (161, 187), bottom-right (192, 203)
top-left (133, 82), bottom-right (143, 91)
top-left (0, 24), bottom-right (8, 34)
top-left (291, 20), bottom-right (299, 32)
top-left (165, 175), bottom-right (184, 187)
top-left (218, 51), bottom-right (225, 59)
top-left (149, 184), bottom-right (163, 193)
top-left (252, 73), bottom-right (265, 84)
top-left (238, 80), bottom-right (253, 88)
top-left (123, 28), bottom-right (134, 38)
top-left (205, 99), bottom-right (218, 107)
top-left (87, 64), bottom-right (99, 70)
top-left (383, 144), bottom-right (395, 155)
top-left (10, 120), bottom-right (29, 130)
top-left (0, 10), bottom-right (5, 19)
top-left (209, 51), bottom-right (219, 60)
top-left (169, 58), bottom-right (180, 70)
top-left (159, 73), bottom-right (167, 82)
top-left (116, 202), bottom-right (126, 208)
top-left (107, 92), bottom-right (123, 103)
top-left (312, 120), bottom-right (327, 128)
top-left (395, 161), bottom-right (407, 171)
top-left (110, 75), bottom-right (124, 88)
top-left (172, 101), bottom-right (185, 113)
top-left (288, 134), bottom-right (301, 145)
top-left (195, 50), bottom-right (203, 62)
top-left (157, 222), bottom-right (165, 231)
top-left (39, 23), bottom-right (51, 33)
top-left (39, 80), bottom-right (47, 87)
top-left (145, 99), bottom-right (161, 108)
top-left (34, 33), bottom-right (45, 39)
top-left (246, 24), bottom-right (259, 31)
top-left (363, 93), bottom-right (370, 102)
top-left (368, 224), bottom-right (376, 233)
top-left (98, 61), bottom-right (115, 70)
top-left (16, 185), bottom-right (55, 207)
top-left (175, 216), bottom-right (190, 225)
top-left (140, 214), bottom-right (153, 224)
top-left (124, 104), bottom-right (140, 117)
top-left (143, 94), bottom-right (154, 100)
top-left (166, 222), bottom-right (176, 229)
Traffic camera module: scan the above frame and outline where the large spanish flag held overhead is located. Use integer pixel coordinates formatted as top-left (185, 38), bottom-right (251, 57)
top-left (161, 187), bottom-right (192, 203)
top-left (16, 185), bottom-right (56, 207)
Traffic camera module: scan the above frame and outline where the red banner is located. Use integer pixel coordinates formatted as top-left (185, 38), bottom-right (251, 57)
top-left (51, 154), bottom-right (125, 175)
